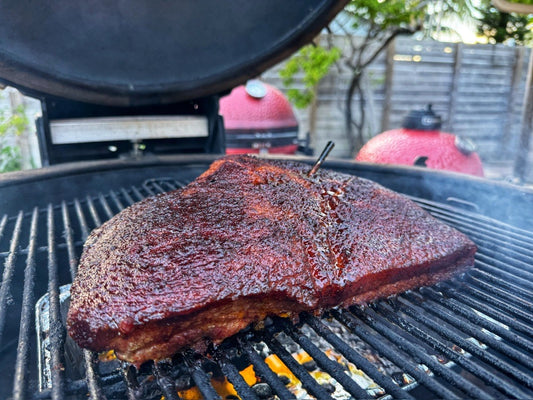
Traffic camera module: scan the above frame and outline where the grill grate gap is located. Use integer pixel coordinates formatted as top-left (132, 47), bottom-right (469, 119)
top-left (424, 286), bottom-right (533, 353)
top-left (378, 299), bottom-right (533, 399)
top-left (13, 208), bottom-right (39, 400)
top-left (444, 281), bottom-right (533, 326)
top-left (277, 317), bottom-right (373, 399)
top-left (468, 268), bottom-right (533, 302)
top-left (329, 310), bottom-right (463, 400)
top-left (262, 332), bottom-right (336, 400)
top-left (341, 307), bottom-right (495, 400)
top-left (240, 339), bottom-right (297, 399)
top-left (213, 349), bottom-right (260, 400)
top-left (303, 313), bottom-right (413, 400)
top-left (403, 291), bottom-right (533, 367)
top-left (0, 211), bottom-right (24, 346)
top-left (396, 295), bottom-right (533, 386)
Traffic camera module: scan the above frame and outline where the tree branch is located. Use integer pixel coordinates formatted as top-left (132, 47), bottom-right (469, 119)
top-left (361, 26), bottom-right (418, 69)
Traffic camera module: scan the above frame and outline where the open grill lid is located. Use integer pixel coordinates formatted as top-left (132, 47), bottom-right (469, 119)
top-left (0, 0), bottom-right (345, 106)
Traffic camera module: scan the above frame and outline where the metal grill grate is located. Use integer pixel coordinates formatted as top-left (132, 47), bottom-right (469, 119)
top-left (1, 177), bottom-right (532, 399)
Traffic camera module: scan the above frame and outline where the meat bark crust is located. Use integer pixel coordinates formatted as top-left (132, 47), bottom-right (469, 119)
top-left (67, 155), bottom-right (476, 366)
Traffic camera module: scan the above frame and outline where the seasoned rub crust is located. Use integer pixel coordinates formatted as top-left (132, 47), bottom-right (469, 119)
top-left (67, 155), bottom-right (476, 365)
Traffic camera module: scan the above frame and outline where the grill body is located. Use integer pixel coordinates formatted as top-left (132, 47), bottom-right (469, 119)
top-left (0, 156), bottom-right (532, 399)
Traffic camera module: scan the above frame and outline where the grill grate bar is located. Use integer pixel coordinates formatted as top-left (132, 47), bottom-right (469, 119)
top-left (109, 191), bottom-right (125, 211)
top-left (328, 310), bottom-right (463, 400)
top-left (118, 188), bottom-right (135, 207)
top-left (263, 333), bottom-right (335, 400)
top-left (82, 350), bottom-right (105, 399)
top-left (344, 307), bottom-right (495, 400)
top-left (130, 186), bottom-right (145, 202)
top-left (146, 181), bottom-right (167, 194)
top-left (240, 340), bottom-right (297, 400)
top-left (402, 291), bottom-right (533, 370)
top-left (278, 318), bottom-right (371, 400)
top-left (466, 231), bottom-right (533, 262)
top-left (214, 350), bottom-right (260, 400)
top-left (67, 200), bottom-right (105, 399)
top-left (465, 274), bottom-right (533, 313)
top-left (162, 180), bottom-right (184, 191)
top-left (86, 196), bottom-right (102, 228)
top-left (469, 267), bottom-right (533, 302)
top-left (98, 194), bottom-right (114, 220)
top-left (8, 177), bottom-right (532, 400)
top-left (46, 205), bottom-right (66, 399)
top-left (122, 365), bottom-right (141, 400)
top-left (303, 313), bottom-right (414, 400)
top-left (141, 183), bottom-right (156, 197)
top-left (0, 214), bottom-right (7, 242)
top-left (421, 286), bottom-right (533, 353)
top-left (33, 379), bottom-right (88, 399)
top-left (476, 253), bottom-right (533, 281)
top-left (13, 208), bottom-right (39, 400)
top-left (61, 201), bottom-right (78, 280)
top-left (456, 281), bottom-right (533, 325)
top-left (412, 198), bottom-right (533, 243)
top-left (73, 199), bottom-right (90, 241)
top-left (474, 244), bottom-right (533, 274)
top-left (374, 301), bottom-right (532, 400)
top-left (152, 362), bottom-right (180, 400)
top-left (189, 364), bottom-right (221, 400)
top-left (0, 211), bottom-right (23, 346)
top-left (474, 258), bottom-right (533, 292)
top-left (390, 297), bottom-right (533, 393)
top-left (426, 212), bottom-right (533, 254)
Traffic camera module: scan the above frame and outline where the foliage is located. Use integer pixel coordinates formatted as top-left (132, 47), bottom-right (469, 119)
top-left (0, 102), bottom-right (28, 172)
top-left (476, 1), bottom-right (532, 45)
top-left (423, 0), bottom-right (478, 41)
top-left (280, 0), bottom-right (425, 154)
top-left (280, 45), bottom-right (341, 109)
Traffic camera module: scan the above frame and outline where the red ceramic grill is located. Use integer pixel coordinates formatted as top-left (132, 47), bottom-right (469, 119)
top-left (1, 2), bottom-right (533, 400)
top-left (357, 105), bottom-right (484, 177)
top-left (220, 81), bottom-right (299, 155)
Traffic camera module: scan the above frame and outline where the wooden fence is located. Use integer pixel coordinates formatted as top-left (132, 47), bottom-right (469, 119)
top-left (1, 36), bottom-right (531, 180)
top-left (262, 36), bottom-right (531, 174)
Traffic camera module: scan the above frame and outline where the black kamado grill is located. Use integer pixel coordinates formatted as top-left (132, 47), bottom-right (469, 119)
top-left (1, 2), bottom-right (533, 400)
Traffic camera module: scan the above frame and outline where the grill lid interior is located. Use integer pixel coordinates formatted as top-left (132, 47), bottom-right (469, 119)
top-left (0, 0), bottom-right (346, 106)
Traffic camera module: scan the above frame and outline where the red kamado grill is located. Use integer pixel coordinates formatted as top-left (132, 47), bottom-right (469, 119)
top-left (1, 2), bottom-right (533, 400)
top-left (220, 81), bottom-right (299, 155)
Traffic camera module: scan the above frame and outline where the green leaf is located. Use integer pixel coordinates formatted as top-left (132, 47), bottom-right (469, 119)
top-left (279, 44), bottom-right (340, 109)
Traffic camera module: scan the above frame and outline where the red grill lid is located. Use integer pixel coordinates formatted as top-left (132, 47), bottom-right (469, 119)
top-left (220, 82), bottom-right (298, 131)
top-left (0, 1), bottom-right (346, 106)
top-left (356, 129), bottom-right (485, 177)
